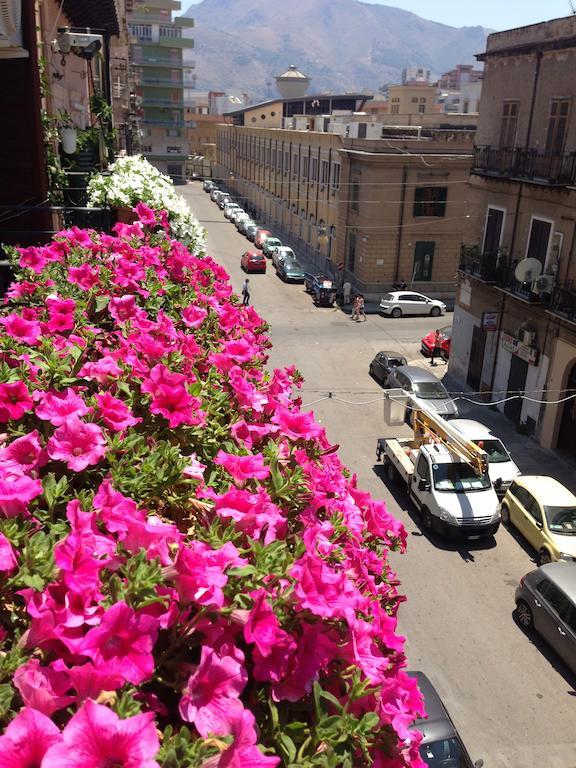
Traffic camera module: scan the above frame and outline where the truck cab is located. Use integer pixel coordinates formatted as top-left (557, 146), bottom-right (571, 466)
top-left (410, 443), bottom-right (500, 536)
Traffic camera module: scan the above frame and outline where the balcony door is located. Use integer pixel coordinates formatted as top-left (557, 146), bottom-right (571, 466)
top-left (526, 217), bottom-right (552, 269)
top-left (482, 207), bottom-right (505, 255)
top-left (558, 361), bottom-right (576, 456)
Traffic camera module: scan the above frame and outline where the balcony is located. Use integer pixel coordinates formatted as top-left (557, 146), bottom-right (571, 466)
top-left (142, 98), bottom-right (184, 107)
top-left (138, 77), bottom-right (183, 87)
top-left (473, 145), bottom-right (576, 187)
top-left (459, 245), bottom-right (553, 305)
top-left (549, 281), bottom-right (576, 323)
top-left (135, 58), bottom-right (184, 69)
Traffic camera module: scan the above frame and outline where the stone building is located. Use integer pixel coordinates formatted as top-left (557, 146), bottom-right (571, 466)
top-left (452, 15), bottom-right (576, 456)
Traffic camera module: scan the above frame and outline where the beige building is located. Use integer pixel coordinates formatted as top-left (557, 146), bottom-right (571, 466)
top-left (216, 110), bottom-right (473, 299)
top-left (388, 84), bottom-right (440, 116)
top-left (452, 16), bottom-right (576, 457)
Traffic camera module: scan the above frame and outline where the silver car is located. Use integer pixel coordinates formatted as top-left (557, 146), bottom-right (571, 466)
top-left (515, 562), bottom-right (576, 675)
top-left (380, 291), bottom-right (446, 318)
top-left (385, 365), bottom-right (458, 419)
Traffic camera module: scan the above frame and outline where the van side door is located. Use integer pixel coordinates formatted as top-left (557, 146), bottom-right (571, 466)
top-left (412, 454), bottom-right (432, 510)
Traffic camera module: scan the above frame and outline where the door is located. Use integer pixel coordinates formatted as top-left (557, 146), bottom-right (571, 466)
top-left (513, 488), bottom-right (544, 549)
top-left (534, 580), bottom-right (575, 667)
top-left (400, 293), bottom-right (427, 315)
top-left (411, 454), bottom-right (432, 510)
top-left (483, 207), bottom-right (504, 254)
top-left (504, 355), bottom-right (528, 423)
top-left (526, 218), bottom-right (552, 269)
top-left (558, 361), bottom-right (576, 456)
top-left (466, 325), bottom-right (486, 390)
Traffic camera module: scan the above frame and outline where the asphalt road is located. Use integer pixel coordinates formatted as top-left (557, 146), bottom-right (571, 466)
top-left (181, 182), bottom-right (576, 768)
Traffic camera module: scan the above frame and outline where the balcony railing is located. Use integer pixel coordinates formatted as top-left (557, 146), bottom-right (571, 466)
top-left (473, 145), bottom-right (576, 186)
top-left (549, 281), bottom-right (576, 323)
top-left (459, 245), bottom-right (554, 305)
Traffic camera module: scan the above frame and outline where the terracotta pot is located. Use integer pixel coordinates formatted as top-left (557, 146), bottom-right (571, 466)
top-left (115, 206), bottom-right (138, 224)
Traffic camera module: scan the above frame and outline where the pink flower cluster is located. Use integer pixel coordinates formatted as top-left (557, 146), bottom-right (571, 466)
top-left (0, 208), bottom-right (425, 767)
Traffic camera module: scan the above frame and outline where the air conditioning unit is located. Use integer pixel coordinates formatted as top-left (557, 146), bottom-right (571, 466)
top-left (517, 329), bottom-right (535, 346)
top-left (0, 0), bottom-right (28, 58)
top-left (531, 274), bottom-right (554, 295)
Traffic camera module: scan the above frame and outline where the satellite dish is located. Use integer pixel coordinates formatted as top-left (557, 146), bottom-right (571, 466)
top-left (514, 257), bottom-right (542, 283)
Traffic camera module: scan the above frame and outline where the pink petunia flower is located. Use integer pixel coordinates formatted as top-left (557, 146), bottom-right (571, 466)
top-left (182, 452), bottom-right (206, 480)
top-left (78, 356), bottom-right (123, 385)
top-left (47, 416), bottom-right (107, 471)
top-left (95, 392), bottom-right (141, 432)
top-left (0, 313), bottom-right (42, 345)
top-left (45, 296), bottom-right (76, 333)
top-left (35, 388), bottom-right (91, 426)
top-left (214, 450), bottom-right (270, 485)
top-left (149, 384), bottom-right (204, 428)
top-left (77, 601), bottom-right (158, 686)
top-left (0, 380), bottom-right (34, 422)
top-left (135, 201), bottom-right (157, 226)
top-left (41, 699), bottom-right (160, 768)
top-left (0, 533), bottom-right (17, 572)
top-left (0, 473), bottom-right (43, 518)
top-left (18, 245), bottom-right (54, 274)
top-left (182, 304), bottom-right (207, 328)
top-left (202, 708), bottom-right (280, 768)
top-left (173, 540), bottom-right (247, 608)
top-left (68, 262), bottom-right (100, 290)
top-left (179, 645), bottom-right (247, 736)
top-left (0, 708), bottom-right (62, 767)
top-left (109, 295), bottom-right (138, 323)
top-left (0, 430), bottom-right (48, 474)
top-left (271, 407), bottom-right (325, 441)
top-left (13, 658), bottom-right (74, 716)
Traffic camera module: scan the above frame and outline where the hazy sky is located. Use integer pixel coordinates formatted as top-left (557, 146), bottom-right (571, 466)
top-left (182, 0), bottom-right (575, 31)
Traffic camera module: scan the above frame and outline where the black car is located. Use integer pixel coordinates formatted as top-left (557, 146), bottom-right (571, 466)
top-left (304, 274), bottom-right (337, 306)
top-left (369, 351), bottom-right (408, 386)
top-left (409, 672), bottom-right (482, 768)
top-left (277, 258), bottom-right (305, 282)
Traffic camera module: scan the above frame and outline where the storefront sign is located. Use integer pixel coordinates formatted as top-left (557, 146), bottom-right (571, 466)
top-left (502, 332), bottom-right (539, 365)
top-left (481, 311), bottom-right (499, 332)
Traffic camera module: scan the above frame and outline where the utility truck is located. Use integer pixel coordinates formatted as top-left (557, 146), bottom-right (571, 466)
top-left (377, 403), bottom-right (500, 538)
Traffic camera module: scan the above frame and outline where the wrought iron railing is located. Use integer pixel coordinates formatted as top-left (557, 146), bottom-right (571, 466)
top-left (549, 281), bottom-right (576, 323)
top-left (473, 145), bottom-right (576, 186)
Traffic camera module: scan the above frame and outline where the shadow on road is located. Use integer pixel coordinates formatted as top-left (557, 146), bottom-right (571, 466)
top-left (372, 463), bottom-right (497, 560)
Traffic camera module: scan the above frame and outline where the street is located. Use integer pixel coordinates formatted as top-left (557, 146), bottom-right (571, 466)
top-left (181, 182), bottom-right (576, 768)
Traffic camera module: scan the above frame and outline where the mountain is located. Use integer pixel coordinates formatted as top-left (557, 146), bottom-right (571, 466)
top-left (181, 0), bottom-right (490, 100)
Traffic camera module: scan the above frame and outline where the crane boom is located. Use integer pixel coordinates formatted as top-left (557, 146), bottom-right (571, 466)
top-left (410, 400), bottom-right (489, 478)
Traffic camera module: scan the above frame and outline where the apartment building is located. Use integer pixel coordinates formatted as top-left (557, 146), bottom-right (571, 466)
top-left (128, 0), bottom-right (194, 181)
top-left (387, 84), bottom-right (440, 116)
top-left (452, 15), bottom-right (576, 457)
top-left (439, 64), bottom-right (483, 91)
top-left (215, 108), bottom-right (473, 299)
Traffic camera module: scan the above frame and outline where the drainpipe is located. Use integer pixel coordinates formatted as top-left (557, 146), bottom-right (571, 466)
top-left (393, 165), bottom-right (408, 283)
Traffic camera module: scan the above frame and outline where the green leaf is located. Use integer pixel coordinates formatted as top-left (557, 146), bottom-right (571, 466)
top-left (0, 683), bottom-right (14, 718)
top-left (277, 733), bottom-right (297, 763)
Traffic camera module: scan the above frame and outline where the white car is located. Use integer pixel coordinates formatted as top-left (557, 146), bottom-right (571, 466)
top-left (380, 291), bottom-right (446, 318)
top-left (450, 419), bottom-right (521, 497)
top-left (223, 203), bottom-right (241, 219)
top-left (272, 246), bottom-right (296, 270)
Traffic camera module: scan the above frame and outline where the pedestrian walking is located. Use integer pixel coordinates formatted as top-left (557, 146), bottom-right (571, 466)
top-left (357, 294), bottom-right (366, 322)
top-left (241, 278), bottom-right (250, 306)
top-left (430, 328), bottom-right (443, 366)
top-left (350, 295), bottom-right (359, 321)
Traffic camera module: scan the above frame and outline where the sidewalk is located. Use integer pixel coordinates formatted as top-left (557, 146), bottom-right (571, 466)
top-left (441, 370), bottom-right (576, 495)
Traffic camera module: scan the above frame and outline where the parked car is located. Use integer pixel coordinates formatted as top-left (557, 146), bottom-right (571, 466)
top-left (515, 562), bottom-right (576, 676)
top-left (409, 672), bottom-right (483, 768)
top-left (369, 351), bottom-right (408, 386)
top-left (450, 419), bottom-right (520, 498)
top-left (210, 188), bottom-right (222, 202)
top-left (272, 246), bottom-right (296, 270)
top-left (254, 229), bottom-right (271, 249)
top-left (276, 258), bottom-right (305, 282)
top-left (421, 325), bottom-right (452, 359)
top-left (223, 203), bottom-right (241, 219)
top-left (304, 274), bottom-right (337, 307)
top-left (236, 216), bottom-right (254, 233)
top-left (385, 365), bottom-right (458, 420)
top-left (244, 224), bottom-right (259, 241)
top-left (217, 194), bottom-right (231, 209)
top-left (262, 237), bottom-right (282, 258)
top-left (228, 208), bottom-right (246, 223)
top-left (241, 250), bottom-right (267, 273)
top-left (203, 180), bottom-right (215, 193)
top-left (501, 476), bottom-right (576, 564)
top-left (380, 291), bottom-right (446, 318)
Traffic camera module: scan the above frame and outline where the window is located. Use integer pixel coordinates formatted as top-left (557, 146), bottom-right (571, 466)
top-left (128, 23), bottom-right (152, 41)
top-left (416, 455), bottom-right (430, 481)
top-left (413, 242), bottom-right (435, 281)
top-left (166, 146), bottom-right (182, 153)
top-left (159, 26), bottom-right (182, 39)
top-left (284, 152), bottom-right (289, 174)
top-left (302, 155), bottom-right (309, 179)
top-left (320, 160), bottom-right (329, 185)
top-left (483, 207), bottom-right (505, 254)
top-left (391, 104), bottom-right (399, 115)
top-left (166, 128), bottom-right (181, 137)
top-left (499, 101), bottom-right (519, 147)
top-left (141, 144), bottom-right (152, 153)
top-left (418, 104), bottom-right (426, 114)
top-left (419, 97), bottom-right (426, 103)
top-left (413, 186), bottom-right (447, 217)
top-left (522, 490), bottom-right (543, 525)
top-left (347, 231), bottom-right (356, 272)
top-left (351, 181), bottom-right (360, 211)
top-left (331, 163), bottom-right (340, 189)
top-left (526, 218), bottom-right (552, 268)
top-left (536, 580), bottom-right (571, 618)
top-left (411, 97), bottom-right (418, 103)
top-left (546, 98), bottom-right (570, 151)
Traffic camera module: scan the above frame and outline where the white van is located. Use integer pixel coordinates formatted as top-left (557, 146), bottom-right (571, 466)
top-left (450, 419), bottom-right (520, 497)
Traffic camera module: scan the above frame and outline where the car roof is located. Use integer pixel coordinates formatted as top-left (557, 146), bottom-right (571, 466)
top-left (408, 672), bottom-right (457, 743)
top-left (531, 562), bottom-right (576, 597)
top-left (514, 476), bottom-right (576, 505)
top-left (377, 351), bottom-right (407, 359)
top-left (395, 365), bottom-right (445, 384)
top-left (450, 419), bottom-right (498, 440)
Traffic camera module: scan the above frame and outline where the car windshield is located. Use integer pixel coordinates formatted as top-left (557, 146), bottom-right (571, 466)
top-left (544, 506), bottom-right (576, 535)
top-left (433, 463), bottom-right (491, 492)
top-left (472, 438), bottom-right (510, 464)
top-left (267, 239), bottom-right (281, 246)
top-left (414, 382), bottom-right (450, 400)
top-left (419, 737), bottom-right (465, 767)
top-left (387, 357), bottom-right (405, 367)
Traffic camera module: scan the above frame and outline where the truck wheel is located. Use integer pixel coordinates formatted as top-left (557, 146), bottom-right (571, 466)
top-left (385, 461), bottom-right (397, 483)
top-left (500, 503), bottom-right (510, 526)
top-left (421, 507), bottom-right (434, 533)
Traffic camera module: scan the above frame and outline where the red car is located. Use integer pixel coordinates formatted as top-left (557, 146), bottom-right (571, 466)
top-left (241, 250), bottom-right (267, 273)
top-left (421, 325), bottom-right (451, 359)
top-left (254, 230), bottom-right (271, 249)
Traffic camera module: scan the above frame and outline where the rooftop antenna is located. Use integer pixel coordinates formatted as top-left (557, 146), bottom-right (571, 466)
top-left (570, 0), bottom-right (576, 15)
